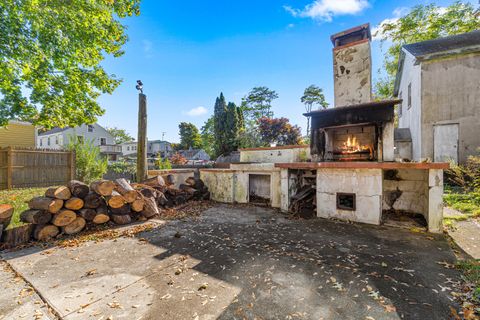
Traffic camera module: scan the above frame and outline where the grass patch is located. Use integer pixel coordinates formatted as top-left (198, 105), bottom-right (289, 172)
top-left (444, 186), bottom-right (480, 219)
top-left (0, 187), bottom-right (49, 228)
top-left (457, 259), bottom-right (480, 303)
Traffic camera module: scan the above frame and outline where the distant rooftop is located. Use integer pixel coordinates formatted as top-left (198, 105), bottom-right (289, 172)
top-left (403, 30), bottom-right (480, 59)
top-left (38, 127), bottom-right (69, 136)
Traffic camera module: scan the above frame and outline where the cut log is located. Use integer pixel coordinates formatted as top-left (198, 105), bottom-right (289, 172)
top-left (156, 192), bottom-right (168, 207)
top-left (90, 179), bottom-right (115, 196)
top-left (165, 174), bottom-right (175, 186)
top-left (93, 213), bottom-right (110, 224)
top-left (174, 195), bottom-right (187, 206)
top-left (131, 198), bottom-right (145, 212)
top-left (83, 192), bottom-right (103, 209)
top-left (51, 209), bottom-right (77, 227)
top-left (34, 224), bottom-right (59, 241)
top-left (0, 204), bottom-right (14, 227)
top-left (64, 197), bottom-right (84, 211)
top-left (66, 180), bottom-right (90, 199)
top-left (142, 175), bottom-right (165, 187)
top-left (139, 187), bottom-right (157, 198)
top-left (78, 208), bottom-right (97, 221)
top-left (185, 177), bottom-right (205, 190)
top-left (111, 214), bottom-right (131, 225)
top-left (142, 196), bottom-right (159, 218)
top-left (115, 178), bottom-right (138, 203)
top-left (45, 186), bottom-right (71, 200)
top-left (2, 224), bottom-right (34, 246)
top-left (107, 191), bottom-right (126, 209)
top-left (110, 204), bottom-right (131, 215)
top-left (62, 217), bottom-right (86, 235)
top-left (28, 197), bottom-right (63, 213)
top-left (20, 210), bottom-right (52, 225)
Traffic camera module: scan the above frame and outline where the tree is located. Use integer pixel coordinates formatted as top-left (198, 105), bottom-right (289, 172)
top-left (257, 117), bottom-right (302, 146)
top-left (106, 127), bottom-right (134, 144)
top-left (241, 86), bottom-right (278, 121)
top-left (374, 1), bottom-right (479, 98)
top-left (200, 116), bottom-right (215, 158)
top-left (301, 85), bottom-right (329, 136)
top-left (212, 93), bottom-right (244, 156)
top-left (0, 1), bottom-right (141, 128)
top-left (178, 122), bottom-right (201, 150)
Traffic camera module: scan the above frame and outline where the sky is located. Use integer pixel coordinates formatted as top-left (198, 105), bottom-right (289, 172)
top-left (96, 0), bottom-right (470, 143)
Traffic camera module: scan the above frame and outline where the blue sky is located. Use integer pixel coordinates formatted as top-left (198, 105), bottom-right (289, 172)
top-left (97, 0), bottom-right (468, 142)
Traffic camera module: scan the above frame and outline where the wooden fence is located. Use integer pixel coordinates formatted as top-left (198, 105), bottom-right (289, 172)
top-left (0, 147), bottom-right (74, 189)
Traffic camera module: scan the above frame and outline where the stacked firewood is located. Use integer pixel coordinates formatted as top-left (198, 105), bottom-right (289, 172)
top-left (22, 175), bottom-right (210, 241)
top-left (288, 185), bottom-right (316, 219)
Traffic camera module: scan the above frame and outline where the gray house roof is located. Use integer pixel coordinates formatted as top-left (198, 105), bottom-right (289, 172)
top-left (38, 127), bottom-right (70, 136)
top-left (402, 30), bottom-right (480, 58)
top-left (394, 30), bottom-right (480, 96)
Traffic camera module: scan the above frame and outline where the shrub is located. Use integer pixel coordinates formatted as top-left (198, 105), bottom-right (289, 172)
top-left (67, 138), bottom-right (107, 184)
top-left (444, 152), bottom-right (480, 191)
top-left (170, 153), bottom-right (188, 165)
top-left (155, 157), bottom-right (172, 169)
top-left (108, 160), bottom-right (136, 175)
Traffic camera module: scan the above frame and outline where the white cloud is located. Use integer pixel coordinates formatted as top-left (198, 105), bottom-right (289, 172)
top-left (142, 40), bottom-right (153, 58)
top-left (284, 0), bottom-right (369, 22)
top-left (184, 106), bottom-right (208, 117)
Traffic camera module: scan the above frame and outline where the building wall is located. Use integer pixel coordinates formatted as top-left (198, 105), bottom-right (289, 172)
top-left (0, 122), bottom-right (36, 148)
top-left (333, 40), bottom-right (372, 107)
top-left (38, 124), bottom-right (114, 149)
top-left (398, 50), bottom-right (423, 161)
top-left (122, 142), bottom-right (137, 156)
top-left (421, 53), bottom-right (480, 163)
top-left (240, 146), bottom-right (310, 163)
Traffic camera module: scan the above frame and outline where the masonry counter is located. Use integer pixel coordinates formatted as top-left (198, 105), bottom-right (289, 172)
top-left (200, 162), bottom-right (449, 233)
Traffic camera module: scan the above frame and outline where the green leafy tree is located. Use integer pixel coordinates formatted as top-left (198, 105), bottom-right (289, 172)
top-left (67, 137), bottom-right (107, 184)
top-left (201, 116), bottom-right (215, 158)
top-left (106, 127), bottom-right (134, 144)
top-left (0, 1), bottom-right (141, 128)
top-left (374, 1), bottom-right (479, 98)
top-left (178, 122), bottom-right (201, 150)
top-left (257, 117), bottom-right (302, 146)
top-left (241, 86), bottom-right (278, 121)
top-left (301, 85), bottom-right (329, 136)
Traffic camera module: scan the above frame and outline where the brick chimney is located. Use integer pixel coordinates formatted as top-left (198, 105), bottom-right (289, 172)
top-left (331, 24), bottom-right (372, 107)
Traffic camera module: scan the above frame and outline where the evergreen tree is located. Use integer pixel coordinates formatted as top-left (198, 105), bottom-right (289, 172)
top-left (213, 93), bottom-right (227, 156)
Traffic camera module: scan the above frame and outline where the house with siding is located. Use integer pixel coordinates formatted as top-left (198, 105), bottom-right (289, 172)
top-left (37, 123), bottom-right (122, 161)
top-left (394, 30), bottom-right (480, 163)
top-left (0, 121), bottom-right (37, 148)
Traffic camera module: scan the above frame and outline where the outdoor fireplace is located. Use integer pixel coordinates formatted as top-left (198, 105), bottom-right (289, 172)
top-left (307, 100), bottom-right (398, 162)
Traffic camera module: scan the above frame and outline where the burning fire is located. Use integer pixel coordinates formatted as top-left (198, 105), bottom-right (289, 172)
top-left (340, 135), bottom-right (371, 154)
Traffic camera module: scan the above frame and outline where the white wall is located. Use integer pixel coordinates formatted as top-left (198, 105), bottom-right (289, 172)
top-left (398, 50), bottom-right (422, 161)
top-left (37, 124), bottom-right (114, 149)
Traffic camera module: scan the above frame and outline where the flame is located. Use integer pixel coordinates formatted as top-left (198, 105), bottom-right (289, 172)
top-left (340, 135), bottom-right (369, 153)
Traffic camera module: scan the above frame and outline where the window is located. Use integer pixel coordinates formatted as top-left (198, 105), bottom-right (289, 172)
top-left (398, 92), bottom-right (403, 117)
top-left (47, 137), bottom-right (50, 146)
top-left (88, 125), bottom-right (94, 132)
top-left (40, 139), bottom-right (43, 147)
top-left (55, 136), bottom-right (58, 144)
top-left (127, 146), bottom-right (130, 151)
top-left (407, 83), bottom-right (412, 109)
top-left (100, 138), bottom-right (106, 145)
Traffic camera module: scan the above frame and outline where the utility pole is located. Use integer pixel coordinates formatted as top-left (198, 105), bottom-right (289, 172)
top-left (136, 80), bottom-right (147, 182)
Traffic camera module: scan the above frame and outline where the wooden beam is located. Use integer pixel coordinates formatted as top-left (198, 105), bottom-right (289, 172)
top-left (137, 93), bottom-right (147, 182)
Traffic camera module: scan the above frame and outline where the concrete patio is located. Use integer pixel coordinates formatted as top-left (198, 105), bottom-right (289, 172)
top-left (1, 205), bottom-right (462, 319)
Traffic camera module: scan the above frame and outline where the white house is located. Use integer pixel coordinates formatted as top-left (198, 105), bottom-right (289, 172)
top-left (37, 123), bottom-right (122, 161)
top-left (394, 30), bottom-right (480, 164)
top-left (120, 140), bottom-right (172, 158)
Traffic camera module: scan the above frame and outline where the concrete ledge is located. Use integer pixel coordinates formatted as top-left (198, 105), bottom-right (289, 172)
top-left (275, 162), bottom-right (449, 170)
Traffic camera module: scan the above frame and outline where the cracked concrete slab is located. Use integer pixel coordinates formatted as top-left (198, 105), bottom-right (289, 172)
top-left (2, 204), bottom-right (463, 319)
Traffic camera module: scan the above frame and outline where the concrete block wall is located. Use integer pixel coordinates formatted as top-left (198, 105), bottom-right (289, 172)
top-left (317, 168), bottom-right (383, 225)
top-left (239, 147), bottom-right (310, 163)
top-left (382, 169), bottom-right (428, 215)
